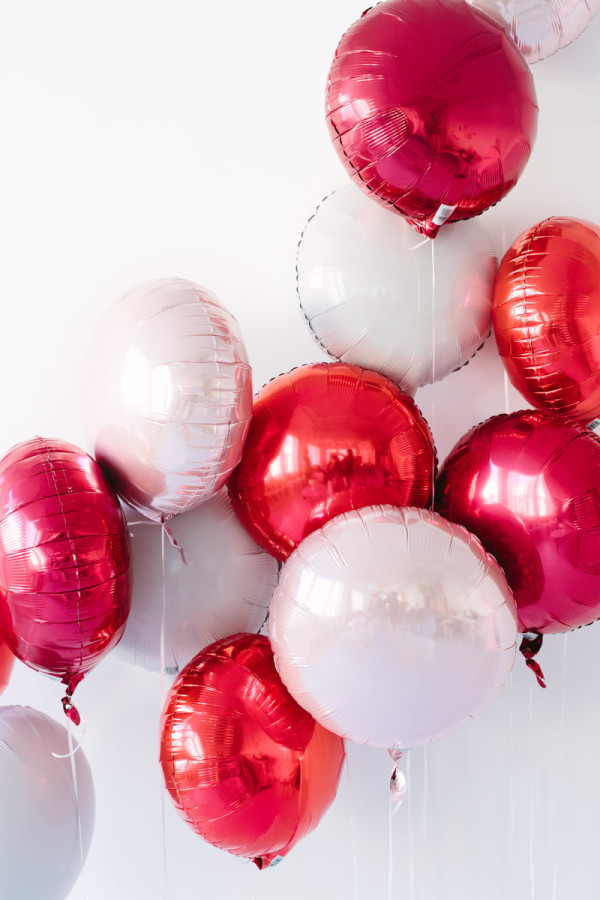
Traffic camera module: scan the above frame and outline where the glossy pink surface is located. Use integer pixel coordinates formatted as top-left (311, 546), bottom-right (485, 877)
top-left (435, 411), bottom-right (600, 633)
top-left (0, 438), bottom-right (130, 690)
top-left (0, 639), bottom-right (14, 696)
top-left (326, 0), bottom-right (538, 237)
top-left (228, 363), bottom-right (436, 561)
top-left (493, 217), bottom-right (600, 422)
top-left (160, 633), bottom-right (345, 868)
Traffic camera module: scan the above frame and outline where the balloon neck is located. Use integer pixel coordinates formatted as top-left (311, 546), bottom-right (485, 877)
top-left (160, 516), bottom-right (187, 564)
top-left (388, 746), bottom-right (408, 805)
top-left (253, 854), bottom-right (284, 870)
top-left (519, 632), bottom-right (546, 688)
top-left (60, 672), bottom-right (84, 725)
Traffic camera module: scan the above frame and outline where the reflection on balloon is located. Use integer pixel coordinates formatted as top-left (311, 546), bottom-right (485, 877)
top-left (160, 633), bottom-right (345, 868)
top-left (297, 184), bottom-right (497, 394)
top-left (326, 0), bottom-right (538, 237)
top-left (82, 277), bottom-right (252, 520)
top-left (436, 411), bottom-right (600, 633)
top-left (0, 639), bottom-right (14, 696)
top-left (468, 0), bottom-right (600, 64)
top-left (117, 490), bottom-right (278, 674)
top-left (0, 706), bottom-right (95, 900)
top-left (0, 438), bottom-right (130, 702)
top-left (493, 217), bottom-right (600, 422)
top-left (269, 506), bottom-right (517, 749)
top-left (228, 362), bottom-right (436, 560)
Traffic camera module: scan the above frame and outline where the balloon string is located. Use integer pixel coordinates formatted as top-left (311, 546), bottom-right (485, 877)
top-left (551, 634), bottom-right (569, 900)
top-left (160, 522), bottom-right (168, 900)
top-left (345, 753), bottom-right (360, 900)
top-left (68, 716), bottom-right (87, 899)
top-left (388, 790), bottom-right (394, 900)
top-left (508, 672), bottom-right (516, 897)
top-left (528, 680), bottom-right (536, 900)
top-left (407, 752), bottom-right (415, 900)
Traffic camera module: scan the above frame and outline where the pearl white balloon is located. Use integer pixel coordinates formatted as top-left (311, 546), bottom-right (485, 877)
top-left (0, 706), bottom-right (95, 900)
top-left (297, 184), bottom-right (497, 396)
top-left (270, 506), bottom-right (517, 749)
top-left (116, 490), bottom-right (278, 674)
top-left (468, 0), bottom-right (600, 64)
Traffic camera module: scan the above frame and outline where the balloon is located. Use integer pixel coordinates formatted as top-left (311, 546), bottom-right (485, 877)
top-left (116, 490), bottom-right (278, 674)
top-left (228, 362), bottom-right (436, 561)
top-left (468, 0), bottom-right (600, 64)
top-left (297, 184), bottom-right (497, 394)
top-left (0, 639), bottom-right (14, 696)
top-left (435, 411), bottom-right (600, 633)
top-left (82, 277), bottom-right (252, 520)
top-left (326, 0), bottom-right (538, 238)
top-left (493, 217), bottom-right (600, 423)
top-left (0, 706), bottom-right (95, 900)
top-left (160, 633), bottom-right (345, 868)
top-left (269, 506), bottom-right (517, 749)
top-left (0, 438), bottom-right (130, 703)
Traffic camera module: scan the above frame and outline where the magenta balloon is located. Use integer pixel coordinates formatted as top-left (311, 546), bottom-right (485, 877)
top-left (436, 411), bottom-right (600, 634)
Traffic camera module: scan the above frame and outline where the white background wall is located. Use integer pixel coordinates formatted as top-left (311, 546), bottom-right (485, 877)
top-left (1, 2), bottom-right (600, 898)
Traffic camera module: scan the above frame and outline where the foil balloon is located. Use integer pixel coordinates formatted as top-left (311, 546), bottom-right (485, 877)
top-left (297, 184), bottom-right (497, 394)
top-left (117, 490), bottom-right (278, 674)
top-left (0, 639), bottom-right (14, 696)
top-left (228, 362), bottom-right (436, 561)
top-left (82, 277), bottom-right (252, 520)
top-left (435, 411), bottom-right (600, 634)
top-left (269, 506), bottom-right (517, 749)
top-left (493, 217), bottom-right (600, 422)
top-left (0, 438), bottom-right (130, 711)
top-left (468, 0), bottom-right (600, 64)
top-left (160, 633), bottom-right (345, 868)
top-left (326, 0), bottom-right (538, 238)
top-left (0, 706), bottom-right (95, 900)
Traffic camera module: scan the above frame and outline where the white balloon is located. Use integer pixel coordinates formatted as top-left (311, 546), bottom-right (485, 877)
top-left (269, 506), bottom-right (517, 749)
top-left (468, 0), bottom-right (600, 64)
top-left (117, 490), bottom-right (278, 674)
top-left (297, 184), bottom-right (497, 396)
top-left (0, 706), bottom-right (95, 900)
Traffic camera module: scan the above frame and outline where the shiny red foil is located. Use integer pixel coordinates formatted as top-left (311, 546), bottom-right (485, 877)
top-left (326, 0), bottom-right (538, 238)
top-left (160, 633), bottom-right (345, 868)
top-left (0, 638), bottom-right (14, 696)
top-left (0, 438), bottom-right (130, 690)
top-left (228, 363), bottom-right (436, 561)
top-left (493, 217), bottom-right (600, 422)
top-left (435, 411), bottom-right (600, 633)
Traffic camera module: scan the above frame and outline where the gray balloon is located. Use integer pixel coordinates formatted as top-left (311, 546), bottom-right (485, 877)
top-left (82, 277), bottom-right (252, 519)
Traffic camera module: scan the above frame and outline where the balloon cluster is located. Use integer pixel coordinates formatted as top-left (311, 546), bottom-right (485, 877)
top-left (2, 0), bottom-right (600, 895)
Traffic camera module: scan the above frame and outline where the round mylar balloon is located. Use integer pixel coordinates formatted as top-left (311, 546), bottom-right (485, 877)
top-left (0, 639), bottom-right (14, 696)
top-left (117, 490), bottom-right (278, 674)
top-left (160, 633), bottom-right (345, 868)
top-left (436, 411), bottom-right (600, 633)
top-left (228, 362), bottom-right (436, 561)
top-left (468, 0), bottom-right (600, 64)
top-left (326, 0), bottom-right (538, 237)
top-left (0, 438), bottom-right (130, 698)
top-left (297, 184), bottom-right (497, 394)
top-left (269, 506), bottom-right (517, 749)
top-left (0, 706), bottom-right (95, 900)
top-left (493, 217), bottom-right (600, 422)
top-left (82, 277), bottom-right (252, 520)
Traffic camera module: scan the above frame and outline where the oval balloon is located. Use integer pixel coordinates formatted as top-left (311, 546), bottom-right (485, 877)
top-left (117, 490), bottom-right (278, 674)
top-left (493, 217), bottom-right (600, 422)
top-left (0, 706), bottom-right (95, 900)
top-left (160, 633), bottom-right (345, 868)
top-left (82, 277), bottom-right (252, 520)
top-left (269, 506), bottom-right (517, 749)
top-left (228, 362), bottom-right (436, 561)
top-left (0, 438), bottom-right (130, 693)
top-left (297, 184), bottom-right (497, 394)
top-left (436, 411), bottom-right (600, 633)
top-left (468, 0), bottom-right (600, 64)
top-left (326, 0), bottom-right (538, 238)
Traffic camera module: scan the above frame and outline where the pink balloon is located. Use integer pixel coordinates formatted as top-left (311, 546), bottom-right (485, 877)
top-left (326, 0), bottom-right (538, 237)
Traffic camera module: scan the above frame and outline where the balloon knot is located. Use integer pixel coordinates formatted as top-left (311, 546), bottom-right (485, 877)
top-left (519, 633), bottom-right (546, 688)
top-left (61, 696), bottom-right (82, 726)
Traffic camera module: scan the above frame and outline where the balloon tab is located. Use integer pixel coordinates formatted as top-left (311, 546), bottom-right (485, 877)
top-left (388, 746), bottom-right (408, 805)
top-left (61, 696), bottom-right (81, 726)
top-left (519, 632), bottom-right (546, 688)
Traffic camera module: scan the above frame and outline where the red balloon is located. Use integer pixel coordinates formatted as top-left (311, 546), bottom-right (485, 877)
top-left (435, 411), bottom-right (600, 633)
top-left (160, 633), bottom-right (345, 868)
top-left (326, 0), bottom-right (538, 238)
top-left (493, 217), bottom-right (600, 422)
top-left (0, 438), bottom-right (130, 701)
top-left (228, 363), bottom-right (436, 560)
top-left (0, 638), bottom-right (14, 696)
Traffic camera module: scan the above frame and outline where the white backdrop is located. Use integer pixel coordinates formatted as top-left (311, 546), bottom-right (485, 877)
top-left (1, 2), bottom-right (600, 898)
